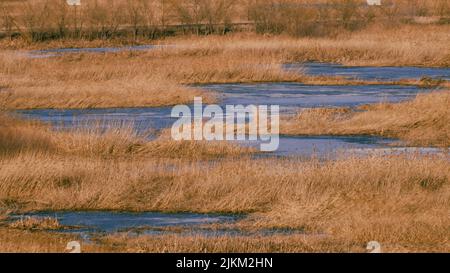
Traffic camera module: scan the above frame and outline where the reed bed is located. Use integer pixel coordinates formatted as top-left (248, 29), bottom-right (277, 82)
top-left (281, 91), bottom-right (450, 146)
top-left (166, 24), bottom-right (450, 67)
top-left (0, 228), bottom-right (108, 253)
top-left (0, 109), bottom-right (449, 252)
top-left (97, 231), bottom-right (449, 253)
top-left (0, 51), bottom-right (217, 109)
top-left (1, 229), bottom-right (447, 253)
top-left (0, 113), bottom-right (255, 158)
top-left (1, 24), bottom-right (449, 110)
top-left (0, 153), bottom-right (448, 252)
top-left (8, 216), bottom-right (61, 230)
top-left (0, 3), bottom-right (449, 252)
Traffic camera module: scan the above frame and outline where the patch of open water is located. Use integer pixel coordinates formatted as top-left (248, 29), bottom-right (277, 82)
top-left (199, 82), bottom-right (433, 113)
top-left (10, 211), bottom-right (306, 238)
top-left (284, 62), bottom-right (450, 81)
top-left (27, 45), bottom-right (168, 58)
top-left (9, 63), bottom-right (450, 237)
top-left (16, 83), bottom-right (443, 157)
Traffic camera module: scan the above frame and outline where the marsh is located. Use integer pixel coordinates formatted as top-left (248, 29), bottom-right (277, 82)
top-left (0, 0), bottom-right (449, 253)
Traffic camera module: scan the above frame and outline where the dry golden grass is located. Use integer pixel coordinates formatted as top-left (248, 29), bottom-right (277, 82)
top-left (0, 113), bottom-right (54, 155)
top-left (0, 47), bottom-right (301, 109)
top-left (282, 91), bottom-right (450, 146)
top-left (0, 113), bottom-right (255, 159)
top-left (8, 216), bottom-right (61, 230)
top-left (0, 51), bottom-right (217, 109)
top-left (0, 153), bottom-right (448, 252)
top-left (0, 228), bottom-right (72, 253)
top-left (98, 233), bottom-right (363, 253)
top-left (166, 25), bottom-right (450, 67)
top-left (1, 24), bottom-right (449, 109)
top-left (0, 228), bottom-right (111, 253)
top-left (0, 14), bottom-right (449, 252)
top-left (98, 231), bottom-right (448, 253)
top-left (1, 230), bottom-right (447, 253)
top-left (0, 110), bottom-right (449, 252)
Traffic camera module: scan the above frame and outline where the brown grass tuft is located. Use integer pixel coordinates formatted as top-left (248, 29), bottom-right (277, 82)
top-left (282, 91), bottom-right (450, 146)
top-left (1, 25), bottom-right (449, 110)
top-left (9, 216), bottom-right (61, 230)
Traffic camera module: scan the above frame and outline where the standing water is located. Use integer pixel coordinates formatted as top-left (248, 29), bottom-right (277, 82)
top-left (284, 62), bottom-right (450, 81)
top-left (27, 45), bottom-right (169, 58)
top-left (15, 64), bottom-right (448, 157)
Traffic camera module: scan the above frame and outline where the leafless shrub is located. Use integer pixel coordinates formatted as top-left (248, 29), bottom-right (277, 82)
top-left (1, 0), bottom-right (449, 41)
top-left (0, 2), bottom-right (15, 39)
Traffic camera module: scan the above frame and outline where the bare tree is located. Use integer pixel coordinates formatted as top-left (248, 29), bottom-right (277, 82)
top-left (126, 0), bottom-right (145, 40)
top-left (200, 0), bottom-right (236, 34)
top-left (85, 0), bottom-right (123, 39)
top-left (20, 0), bottom-right (54, 41)
top-left (0, 2), bottom-right (15, 39)
top-left (167, 0), bottom-right (204, 35)
top-left (52, 0), bottom-right (69, 38)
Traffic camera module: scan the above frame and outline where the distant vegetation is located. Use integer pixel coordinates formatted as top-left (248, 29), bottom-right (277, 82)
top-left (0, 0), bottom-right (449, 42)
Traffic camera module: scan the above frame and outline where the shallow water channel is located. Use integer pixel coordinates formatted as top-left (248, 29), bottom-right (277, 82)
top-left (284, 62), bottom-right (450, 81)
top-left (17, 82), bottom-right (444, 157)
top-left (11, 61), bottom-right (450, 237)
top-left (11, 211), bottom-right (305, 238)
top-left (27, 45), bottom-right (165, 58)
top-left (11, 211), bottom-right (238, 235)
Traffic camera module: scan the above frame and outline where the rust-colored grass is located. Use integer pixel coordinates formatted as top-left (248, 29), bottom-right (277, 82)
top-left (0, 113), bottom-right (255, 159)
top-left (8, 216), bottom-right (61, 230)
top-left (0, 110), bottom-right (449, 252)
top-left (1, 230), bottom-right (447, 253)
top-left (0, 153), bottom-right (448, 252)
top-left (166, 25), bottom-right (450, 67)
top-left (1, 24), bottom-right (449, 110)
top-left (0, 11), bottom-right (449, 253)
top-left (281, 91), bottom-right (450, 147)
top-left (97, 230), bottom-right (449, 253)
top-left (0, 228), bottom-right (108, 253)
